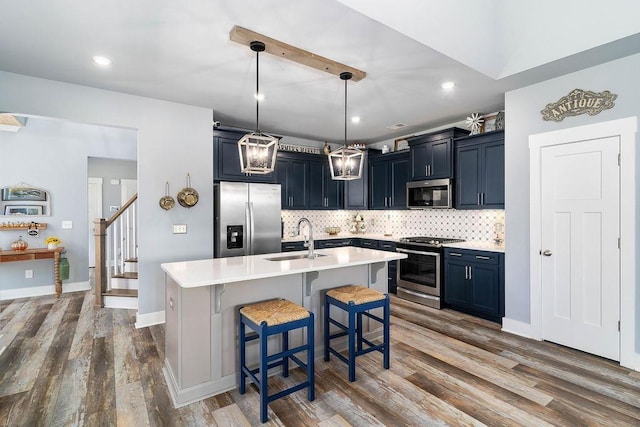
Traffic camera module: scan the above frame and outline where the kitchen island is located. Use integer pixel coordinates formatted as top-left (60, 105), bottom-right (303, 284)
top-left (161, 246), bottom-right (406, 407)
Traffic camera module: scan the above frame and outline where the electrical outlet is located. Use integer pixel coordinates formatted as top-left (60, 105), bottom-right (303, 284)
top-left (25, 270), bottom-right (33, 279)
top-left (173, 224), bottom-right (187, 234)
top-left (62, 221), bottom-right (73, 229)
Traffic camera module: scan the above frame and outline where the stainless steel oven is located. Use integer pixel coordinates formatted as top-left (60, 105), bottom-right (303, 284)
top-left (396, 237), bottom-right (464, 308)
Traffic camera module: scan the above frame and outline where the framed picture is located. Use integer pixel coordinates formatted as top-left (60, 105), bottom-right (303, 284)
top-left (481, 114), bottom-right (497, 133)
top-left (393, 138), bottom-right (409, 152)
top-left (4, 205), bottom-right (44, 215)
top-left (2, 187), bottom-right (47, 201)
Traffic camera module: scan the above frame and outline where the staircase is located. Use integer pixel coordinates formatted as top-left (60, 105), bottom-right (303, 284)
top-left (94, 193), bottom-right (138, 309)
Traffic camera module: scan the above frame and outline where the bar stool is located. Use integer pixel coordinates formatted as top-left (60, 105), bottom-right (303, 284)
top-left (238, 298), bottom-right (315, 423)
top-left (324, 285), bottom-right (390, 382)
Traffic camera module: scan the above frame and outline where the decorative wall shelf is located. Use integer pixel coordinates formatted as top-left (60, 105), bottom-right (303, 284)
top-left (0, 222), bottom-right (48, 231)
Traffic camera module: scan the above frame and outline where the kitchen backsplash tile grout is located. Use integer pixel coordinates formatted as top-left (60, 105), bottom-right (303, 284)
top-left (282, 209), bottom-right (505, 242)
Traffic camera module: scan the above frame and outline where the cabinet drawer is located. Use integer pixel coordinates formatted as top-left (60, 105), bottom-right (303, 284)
top-left (360, 239), bottom-right (379, 249)
top-left (281, 241), bottom-right (306, 252)
top-left (316, 239), bottom-right (352, 249)
top-left (444, 248), bottom-right (499, 264)
top-left (378, 241), bottom-right (397, 252)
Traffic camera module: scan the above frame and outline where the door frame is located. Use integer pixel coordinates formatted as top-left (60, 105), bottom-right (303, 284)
top-left (529, 117), bottom-right (637, 369)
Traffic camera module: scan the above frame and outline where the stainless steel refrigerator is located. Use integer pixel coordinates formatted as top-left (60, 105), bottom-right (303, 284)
top-left (214, 181), bottom-right (282, 257)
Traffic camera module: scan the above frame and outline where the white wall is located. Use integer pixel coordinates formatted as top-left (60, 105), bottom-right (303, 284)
top-left (0, 71), bottom-right (212, 318)
top-left (504, 53), bottom-right (639, 353)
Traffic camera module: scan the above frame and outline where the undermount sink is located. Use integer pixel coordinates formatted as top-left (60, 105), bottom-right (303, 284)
top-left (265, 253), bottom-right (327, 261)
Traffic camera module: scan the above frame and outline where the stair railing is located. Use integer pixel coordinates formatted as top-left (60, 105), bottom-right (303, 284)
top-left (94, 193), bottom-right (138, 307)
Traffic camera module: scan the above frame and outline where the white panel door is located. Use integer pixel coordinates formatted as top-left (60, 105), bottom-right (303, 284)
top-left (120, 178), bottom-right (137, 204)
top-left (88, 177), bottom-right (103, 268)
top-left (540, 136), bottom-right (620, 360)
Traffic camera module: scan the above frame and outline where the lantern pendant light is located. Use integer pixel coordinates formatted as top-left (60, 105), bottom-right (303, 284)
top-left (238, 41), bottom-right (279, 175)
top-left (328, 72), bottom-right (364, 180)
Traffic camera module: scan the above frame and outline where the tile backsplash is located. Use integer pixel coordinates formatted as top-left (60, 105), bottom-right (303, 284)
top-left (282, 209), bottom-right (505, 242)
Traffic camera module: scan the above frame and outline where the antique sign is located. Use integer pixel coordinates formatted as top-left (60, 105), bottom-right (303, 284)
top-left (278, 142), bottom-right (321, 154)
top-left (541, 89), bottom-right (617, 122)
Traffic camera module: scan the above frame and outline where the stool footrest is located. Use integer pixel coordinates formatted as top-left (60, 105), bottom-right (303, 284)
top-left (268, 381), bottom-right (312, 403)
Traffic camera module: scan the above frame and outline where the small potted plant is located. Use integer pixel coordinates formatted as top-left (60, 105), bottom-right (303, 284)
top-left (45, 236), bottom-right (61, 249)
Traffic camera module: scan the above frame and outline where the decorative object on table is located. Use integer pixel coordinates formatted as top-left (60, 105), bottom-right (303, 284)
top-left (540, 89), bottom-right (617, 122)
top-left (177, 173), bottom-right (199, 208)
top-left (45, 235), bottom-right (61, 249)
top-left (323, 141), bottom-right (331, 155)
top-left (237, 41), bottom-right (279, 174)
top-left (328, 72), bottom-right (364, 181)
top-left (11, 236), bottom-right (28, 251)
top-left (325, 226), bottom-right (341, 236)
top-left (495, 111), bottom-right (505, 130)
top-left (350, 212), bottom-right (366, 234)
top-left (465, 113), bottom-right (484, 135)
top-left (159, 181), bottom-right (175, 210)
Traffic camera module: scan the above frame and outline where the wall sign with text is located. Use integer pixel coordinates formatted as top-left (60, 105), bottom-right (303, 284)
top-left (540, 89), bottom-right (617, 122)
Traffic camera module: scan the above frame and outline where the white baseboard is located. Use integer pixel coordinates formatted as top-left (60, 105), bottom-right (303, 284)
top-left (104, 295), bottom-right (138, 310)
top-left (501, 317), bottom-right (540, 340)
top-left (135, 310), bottom-right (165, 329)
top-left (0, 281), bottom-right (90, 300)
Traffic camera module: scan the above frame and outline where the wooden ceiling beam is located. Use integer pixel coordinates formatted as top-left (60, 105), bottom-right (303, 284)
top-left (230, 25), bottom-right (366, 82)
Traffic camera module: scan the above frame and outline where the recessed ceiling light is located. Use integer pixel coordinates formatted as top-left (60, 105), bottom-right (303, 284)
top-left (92, 55), bottom-right (112, 67)
top-left (441, 81), bottom-right (455, 90)
top-left (351, 116), bottom-right (360, 124)
top-left (254, 93), bottom-right (265, 101)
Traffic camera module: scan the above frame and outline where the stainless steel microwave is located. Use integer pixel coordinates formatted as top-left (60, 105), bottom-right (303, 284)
top-left (406, 179), bottom-right (454, 209)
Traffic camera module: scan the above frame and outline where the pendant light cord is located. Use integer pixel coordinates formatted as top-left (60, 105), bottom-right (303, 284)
top-left (256, 47), bottom-right (260, 132)
top-left (344, 76), bottom-right (347, 145)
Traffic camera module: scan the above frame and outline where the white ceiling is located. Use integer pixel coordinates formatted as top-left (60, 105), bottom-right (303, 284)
top-left (1, 0), bottom-right (639, 144)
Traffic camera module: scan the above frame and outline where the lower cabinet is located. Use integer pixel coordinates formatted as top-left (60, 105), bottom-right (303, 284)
top-left (315, 238), bottom-right (353, 249)
top-left (444, 248), bottom-right (504, 323)
top-left (281, 241), bottom-right (307, 252)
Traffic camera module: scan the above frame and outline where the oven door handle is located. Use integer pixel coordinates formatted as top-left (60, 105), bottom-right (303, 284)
top-left (396, 248), bottom-right (440, 256)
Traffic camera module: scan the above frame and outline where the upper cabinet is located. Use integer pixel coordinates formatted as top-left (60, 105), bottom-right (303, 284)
top-left (1, 184), bottom-right (51, 216)
top-left (408, 127), bottom-right (469, 181)
top-left (454, 130), bottom-right (505, 210)
top-left (277, 152), bottom-right (310, 209)
top-left (308, 158), bottom-right (342, 210)
top-left (369, 151), bottom-right (409, 210)
top-left (213, 129), bottom-right (276, 183)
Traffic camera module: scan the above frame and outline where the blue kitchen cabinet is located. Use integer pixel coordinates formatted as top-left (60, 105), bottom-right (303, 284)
top-left (343, 151), bottom-right (369, 210)
top-left (444, 248), bottom-right (504, 323)
top-left (277, 152), bottom-right (309, 209)
top-left (213, 129), bottom-right (276, 183)
top-left (454, 130), bottom-right (504, 209)
top-left (309, 158), bottom-right (342, 210)
top-left (281, 241), bottom-right (307, 252)
top-left (315, 238), bottom-right (353, 249)
top-left (408, 127), bottom-right (469, 181)
top-left (368, 151), bottom-right (409, 210)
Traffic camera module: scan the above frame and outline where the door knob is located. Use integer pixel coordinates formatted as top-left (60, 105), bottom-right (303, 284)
top-left (542, 250), bottom-right (552, 256)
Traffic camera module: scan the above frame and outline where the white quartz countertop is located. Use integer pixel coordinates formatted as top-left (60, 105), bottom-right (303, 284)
top-left (161, 246), bottom-right (407, 288)
top-left (282, 233), bottom-right (401, 243)
top-left (442, 241), bottom-right (505, 253)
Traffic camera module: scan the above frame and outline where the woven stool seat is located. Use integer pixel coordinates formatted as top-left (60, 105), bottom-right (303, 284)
top-left (240, 299), bottom-right (310, 326)
top-left (326, 285), bottom-right (385, 305)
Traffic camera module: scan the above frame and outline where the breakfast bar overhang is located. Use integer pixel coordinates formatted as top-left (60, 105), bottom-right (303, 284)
top-left (161, 246), bottom-right (406, 407)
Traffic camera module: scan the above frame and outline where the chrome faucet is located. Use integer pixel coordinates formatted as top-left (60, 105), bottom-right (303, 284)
top-left (296, 217), bottom-right (315, 259)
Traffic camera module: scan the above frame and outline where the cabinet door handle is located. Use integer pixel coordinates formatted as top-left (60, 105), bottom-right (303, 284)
top-left (481, 192), bottom-right (485, 205)
top-left (477, 193), bottom-right (481, 205)
top-left (449, 252), bottom-right (463, 257)
top-left (476, 255), bottom-right (491, 260)
top-left (464, 266), bottom-right (469, 279)
top-left (425, 165), bottom-right (428, 176)
top-left (468, 266), bottom-right (472, 280)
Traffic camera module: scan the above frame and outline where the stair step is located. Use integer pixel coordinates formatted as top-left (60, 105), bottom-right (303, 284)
top-left (112, 272), bottom-right (138, 279)
top-left (103, 289), bottom-right (138, 298)
top-left (125, 257), bottom-right (138, 263)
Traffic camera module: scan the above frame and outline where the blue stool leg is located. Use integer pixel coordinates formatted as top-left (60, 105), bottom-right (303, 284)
top-left (324, 296), bottom-right (330, 361)
top-left (348, 302), bottom-right (356, 382)
top-left (356, 311), bottom-right (363, 352)
top-left (239, 314), bottom-right (247, 394)
top-left (308, 313), bottom-right (315, 401)
top-left (282, 330), bottom-right (289, 377)
top-left (383, 296), bottom-right (390, 369)
top-left (259, 323), bottom-right (268, 424)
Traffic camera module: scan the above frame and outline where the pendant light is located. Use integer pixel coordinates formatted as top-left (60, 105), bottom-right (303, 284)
top-left (238, 41), bottom-right (279, 175)
top-left (328, 72), bottom-right (364, 180)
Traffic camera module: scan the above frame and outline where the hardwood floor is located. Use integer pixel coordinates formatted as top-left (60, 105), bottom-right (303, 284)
top-left (1, 291), bottom-right (639, 426)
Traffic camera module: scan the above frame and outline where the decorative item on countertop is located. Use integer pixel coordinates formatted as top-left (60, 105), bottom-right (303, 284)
top-left (177, 173), bottom-right (199, 208)
top-left (159, 181), bottom-right (175, 210)
top-left (465, 113), bottom-right (484, 135)
top-left (493, 222), bottom-right (504, 245)
top-left (350, 212), bottom-right (366, 234)
top-left (11, 236), bottom-right (28, 251)
top-left (45, 235), bottom-right (61, 249)
top-left (325, 226), bottom-right (341, 236)
top-left (323, 142), bottom-right (331, 155)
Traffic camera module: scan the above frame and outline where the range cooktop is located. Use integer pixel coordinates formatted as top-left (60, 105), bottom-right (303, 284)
top-left (398, 236), bottom-right (465, 247)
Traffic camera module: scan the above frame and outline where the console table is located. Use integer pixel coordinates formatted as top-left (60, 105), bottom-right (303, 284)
top-left (0, 247), bottom-right (65, 297)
